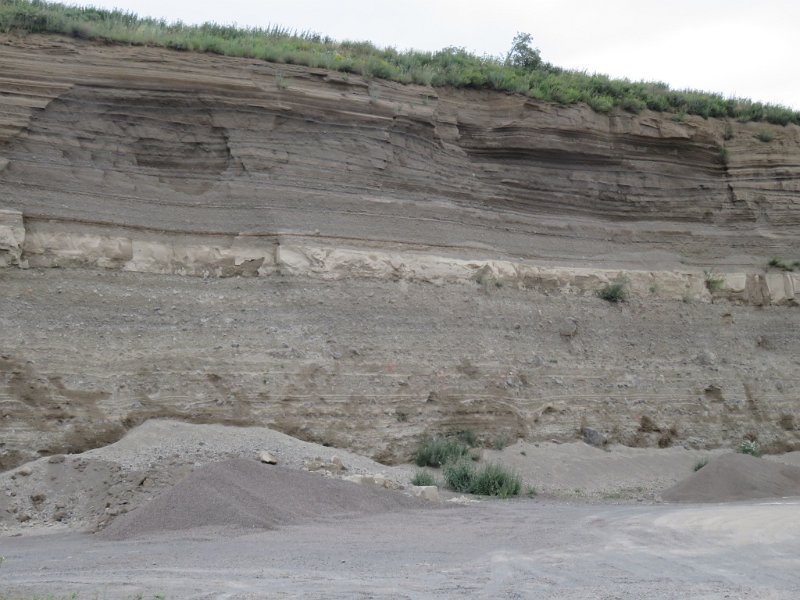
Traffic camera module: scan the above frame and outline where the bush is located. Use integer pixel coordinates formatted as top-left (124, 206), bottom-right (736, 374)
top-left (597, 281), bottom-right (627, 303)
top-left (442, 460), bottom-right (521, 497)
top-left (704, 269), bottom-right (725, 291)
top-left (442, 460), bottom-right (475, 492)
top-left (456, 429), bottom-right (479, 447)
top-left (693, 457), bottom-right (709, 472)
top-left (415, 436), bottom-right (469, 467)
top-left (755, 128), bottom-right (775, 142)
top-left (493, 433), bottom-right (508, 450)
top-left (768, 258), bottom-right (799, 272)
top-left (411, 469), bottom-right (437, 487)
top-left (737, 440), bottom-right (761, 457)
top-left (470, 463), bottom-right (521, 497)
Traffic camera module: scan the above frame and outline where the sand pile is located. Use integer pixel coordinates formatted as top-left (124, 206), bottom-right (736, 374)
top-left (100, 458), bottom-right (425, 539)
top-left (661, 453), bottom-right (800, 503)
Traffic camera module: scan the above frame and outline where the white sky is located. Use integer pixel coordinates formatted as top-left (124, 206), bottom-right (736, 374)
top-left (77, 0), bottom-right (799, 109)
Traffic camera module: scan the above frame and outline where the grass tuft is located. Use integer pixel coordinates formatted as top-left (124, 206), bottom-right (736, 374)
top-left (597, 281), bottom-right (627, 303)
top-left (768, 258), bottom-right (799, 272)
top-left (414, 436), bottom-right (469, 467)
top-left (704, 269), bottom-right (725, 291)
top-left (737, 440), bottom-right (761, 457)
top-left (693, 457), bottom-right (709, 472)
top-left (411, 469), bottom-right (437, 487)
top-left (442, 460), bottom-right (521, 497)
top-left (755, 128), bottom-right (775, 142)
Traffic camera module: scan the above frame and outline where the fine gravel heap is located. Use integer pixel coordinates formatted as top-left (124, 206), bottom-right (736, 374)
top-left (661, 453), bottom-right (800, 503)
top-left (100, 458), bottom-right (427, 540)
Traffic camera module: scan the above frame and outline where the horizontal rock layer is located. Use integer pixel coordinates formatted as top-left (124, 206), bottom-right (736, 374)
top-left (0, 35), bottom-right (799, 470)
top-left (0, 35), bottom-right (798, 270)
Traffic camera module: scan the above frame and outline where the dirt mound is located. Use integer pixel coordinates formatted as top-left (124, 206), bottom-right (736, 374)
top-left (100, 459), bottom-right (425, 539)
top-left (661, 453), bottom-right (800, 503)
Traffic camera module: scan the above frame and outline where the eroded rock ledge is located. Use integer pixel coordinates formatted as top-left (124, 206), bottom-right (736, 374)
top-left (2, 210), bottom-right (797, 305)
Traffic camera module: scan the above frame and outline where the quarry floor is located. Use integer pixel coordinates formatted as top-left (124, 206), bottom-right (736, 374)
top-left (2, 497), bottom-right (800, 599)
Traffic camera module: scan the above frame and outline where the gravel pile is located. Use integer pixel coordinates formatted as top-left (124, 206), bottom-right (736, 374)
top-left (662, 453), bottom-right (800, 502)
top-left (100, 458), bottom-right (426, 540)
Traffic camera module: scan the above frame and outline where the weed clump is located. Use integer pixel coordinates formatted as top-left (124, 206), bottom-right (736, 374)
top-left (737, 440), bottom-right (761, 457)
top-left (415, 436), bottom-right (469, 467)
top-left (704, 269), bottom-right (725, 291)
top-left (411, 470), bottom-right (437, 487)
top-left (442, 460), bottom-right (521, 498)
top-left (598, 281), bottom-right (627, 303)
top-left (693, 457), bottom-right (709, 472)
top-left (755, 128), bottom-right (775, 142)
top-left (768, 258), bottom-right (800, 272)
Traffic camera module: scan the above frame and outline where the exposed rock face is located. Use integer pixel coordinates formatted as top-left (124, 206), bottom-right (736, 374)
top-left (0, 35), bottom-right (798, 266)
top-left (0, 35), bottom-right (799, 469)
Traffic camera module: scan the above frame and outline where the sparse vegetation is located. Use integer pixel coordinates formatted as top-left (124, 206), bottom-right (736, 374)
top-left (414, 436), bottom-right (469, 467)
top-left (755, 128), bottom-right (775, 142)
top-left (718, 147), bottom-right (730, 166)
top-left (411, 469), bottom-right (437, 487)
top-left (456, 429), bottom-right (479, 447)
top-left (597, 281), bottom-right (627, 303)
top-left (737, 439), bottom-right (761, 457)
top-left (1, 1), bottom-right (798, 124)
top-left (778, 414), bottom-right (795, 431)
top-left (768, 258), bottom-right (800, 272)
top-left (693, 457), bottom-right (709, 472)
top-left (704, 269), bottom-right (725, 291)
top-left (442, 460), bottom-right (521, 498)
top-left (493, 433), bottom-right (508, 450)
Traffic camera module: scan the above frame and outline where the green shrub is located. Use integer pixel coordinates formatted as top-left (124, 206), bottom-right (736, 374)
top-left (411, 469), bottom-right (437, 487)
top-left (442, 460), bottom-right (521, 497)
top-left (693, 457), bottom-right (709, 472)
top-left (470, 463), bottom-right (521, 497)
top-left (768, 258), bottom-right (799, 272)
top-left (442, 459), bottom-right (475, 492)
top-left (737, 440), bottom-right (761, 457)
top-left (456, 429), bottom-right (479, 447)
top-left (755, 128), bottom-right (775, 142)
top-left (597, 281), bottom-right (627, 303)
top-left (415, 436), bottom-right (469, 467)
top-left (704, 269), bottom-right (725, 291)
top-left (493, 433), bottom-right (508, 450)
top-left (718, 147), bottom-right (730, 165)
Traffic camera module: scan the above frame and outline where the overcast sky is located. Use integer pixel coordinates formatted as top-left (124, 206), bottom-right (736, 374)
top-left (79, 0), bottom-right (799, 109)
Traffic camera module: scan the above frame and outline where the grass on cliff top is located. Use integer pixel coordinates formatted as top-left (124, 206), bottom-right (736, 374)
top-left (1, 0), bottom-right (799, 125)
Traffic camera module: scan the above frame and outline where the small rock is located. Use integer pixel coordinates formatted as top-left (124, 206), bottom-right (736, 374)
top-left (410, 485), bottom-right (440, 502)
top-left (30, 493), bottom-right (46, 504)
top-left (47, 455), bottom-right (66, 464)
top-left (447, 495), bottom-right (478, 505)
top-left (558, 319), bottom-right (578, 337)
top-left (330, 455), bottom-right (345, 470)
top-left (259, 451), bottom-right (278, 465)
top-left (17, 466), bottom-right (32, 477)
top-left (694, 350), bottom-right (717, 366)
top-left (16, 513), bottom-right (31, 523)
top-left (582, 428), bottom-right (608, 448)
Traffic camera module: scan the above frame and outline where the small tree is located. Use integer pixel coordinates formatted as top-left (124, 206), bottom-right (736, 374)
top-left (506, 32), bottom-right (542, 71)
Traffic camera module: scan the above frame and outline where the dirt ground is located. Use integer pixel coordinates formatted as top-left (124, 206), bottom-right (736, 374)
top-left (2, 421), bottom-right (800, 598)
top-left (2, 498), bottom-right (800, 599)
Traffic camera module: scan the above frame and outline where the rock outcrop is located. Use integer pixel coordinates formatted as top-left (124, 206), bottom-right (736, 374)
top-left (1, 34), bottom-right (799, 470)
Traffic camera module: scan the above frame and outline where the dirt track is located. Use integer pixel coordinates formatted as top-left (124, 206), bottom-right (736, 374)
top-left (2, 498), bottom-right (800, 599)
